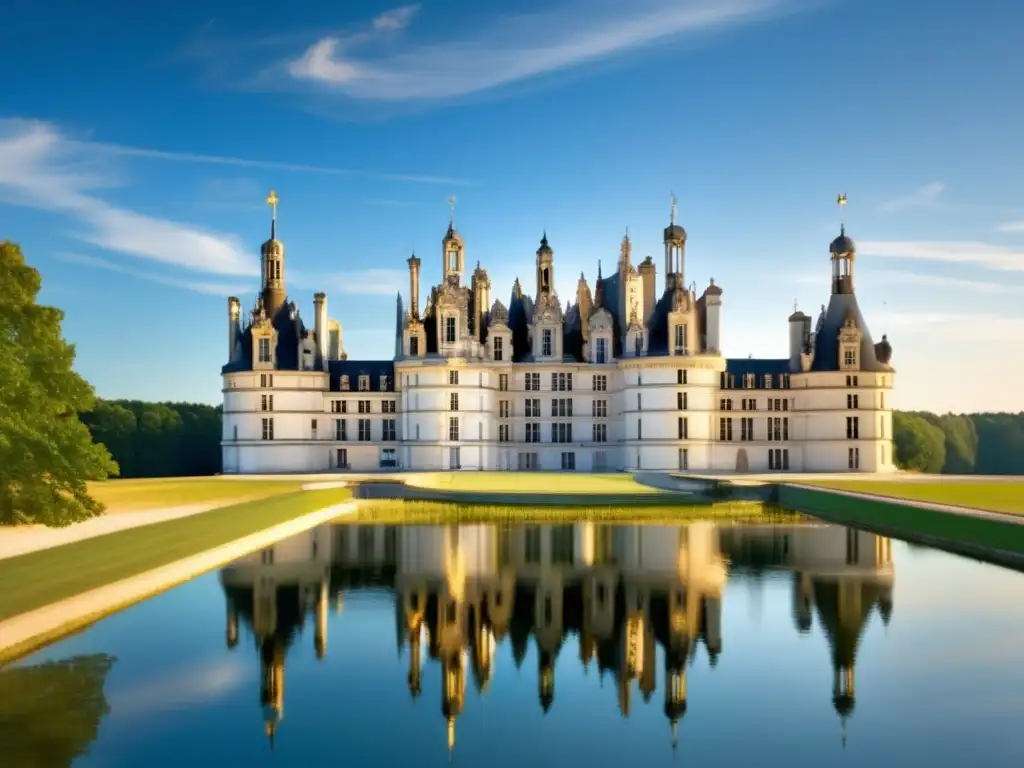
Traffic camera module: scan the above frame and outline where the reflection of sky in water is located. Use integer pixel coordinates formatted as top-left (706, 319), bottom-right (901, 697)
top-left (5, 521), bottom-right (1024, 767)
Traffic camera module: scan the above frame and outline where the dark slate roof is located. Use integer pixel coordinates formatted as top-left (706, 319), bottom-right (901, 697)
top-left (645, 288), bottom-right (678, 356)
top-left (221, 301), bottom-right (309, 374)
top-left (725, 358), bottom-right (790, 376)
top-left (328, 360), bottom-right (395, 392)
top-left (810, 292), bottom-right (889, 373)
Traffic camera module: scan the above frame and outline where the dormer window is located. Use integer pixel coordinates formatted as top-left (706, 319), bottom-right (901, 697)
top-left (258, 337), bottom-right (271, 363)
top-left (379, 375), bottom-right (388, 391)
top-left (359, 375), bottom-right (370, 392)
top-left (448, 250), bottom-right (458, 271)
top-left (542, 329), bottom-right (553, 357)
top-left (595, 337), bottom-right (608, 364)
top-left (674, 325), bottom-right (687, 355)
top-left (445, 316), bottom-right (457, 344)
top-left (341, 375), bottom-right (350, 391)
top-left (744, 373), bottom-right (754, 389)
top-left (410, 335), bottom-right (419, 356)
top-left (844, 348), bottom-right (857, 367)
top-left (493, 336), bottom-right (504, 361)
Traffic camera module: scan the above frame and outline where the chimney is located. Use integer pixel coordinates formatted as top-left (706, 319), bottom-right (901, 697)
top-left (227, 296), bottom-right (241, 362)
top-left (313, 293), bottom-right (328, 369)
top-left (704, 280), bottom-right (722, 353)
top-left (407, 254), bottom-right (421, 319)
top-left (639, 257), bottom-right (656, 327)
top-left (788, 309), bottom-right (808, 365)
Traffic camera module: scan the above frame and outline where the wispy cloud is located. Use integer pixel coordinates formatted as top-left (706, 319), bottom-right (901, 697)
top-left (373, 4), bottom-right (420, 32)
top-left (863, 268), bottom-right (1024, 295)
top-left (82, 138), bottom-right (474, 186)
top-left (0, 119), bottom-right (257, 277)
top-left (997, 220), bottom-right (1024, 233)
top-left (56, 252), bottom-right (251, 295)
top-left (858, 240), bottom-right (1024, 273)
top-left (878, 182), bottom-right (945, 213)
top-left (293, 267), bottom-right (408, 296)
top-left (109, 657), bottom-right (248, 717)
top-left (286, 0), bottom-right (794, 101)
top-left (872, 311), bottom-right (1024, 343)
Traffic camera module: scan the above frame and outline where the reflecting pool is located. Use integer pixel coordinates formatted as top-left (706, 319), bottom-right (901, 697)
top-left (4, 519), bottom-right (1024, 766)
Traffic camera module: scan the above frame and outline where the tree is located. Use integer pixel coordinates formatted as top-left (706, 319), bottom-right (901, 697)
top-left (0, 241), bottom-right (117, 526)
top-left (892, 411), bottom-right (946, 473)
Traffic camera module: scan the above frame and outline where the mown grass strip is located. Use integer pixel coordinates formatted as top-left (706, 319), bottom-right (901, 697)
top-left (0, 488), bottom-right (351, 620)
top-left (795, 479), bottom-right (1024, 516)
top-left (86, 477), bottom-right (307, 512)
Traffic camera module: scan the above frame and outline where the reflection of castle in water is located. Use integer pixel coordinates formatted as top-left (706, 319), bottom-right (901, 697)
top-left (220, 522), bottom-right (894, 753)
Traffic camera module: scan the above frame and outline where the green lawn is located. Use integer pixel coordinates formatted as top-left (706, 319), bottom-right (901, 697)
top-left (799, 480), bottom-right (1024, 516)
top-left (87, 477), bottom-right (307, 512)
top-left (0, 487), bottom-right (350, 623)
top-left (407, 472), bottom-right (663, 495)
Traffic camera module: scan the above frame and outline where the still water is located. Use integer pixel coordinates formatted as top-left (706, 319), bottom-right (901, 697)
top-left (3, 519), bottom-right (1024, 766)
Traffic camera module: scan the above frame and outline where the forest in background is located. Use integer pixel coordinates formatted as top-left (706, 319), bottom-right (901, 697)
top-left (79, 400), bottom-right (1024, 478)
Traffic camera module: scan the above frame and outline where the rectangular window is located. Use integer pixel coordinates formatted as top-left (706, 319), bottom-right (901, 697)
top-left (740, 417), bottom-right (753, 441)
top-left (637, 418), bottom-right (642, 440)
top-left (765, 374), bottom-right (773, 389)
top-left (382, 419), bottom-right (396, 441)
top-left (592, 423), bottom-right (607, 442)
top-left (678, 448), bottom-right (689, 470)
top-left (450, 392), bottom-right (459, 411)
top-left (677, 392), bottom-right (688, 410)
top-left (542, 329), bottom-right (553, 356)
top-left (499, 424), bottom-right (510, 442)
top-left (525, 423), bottom-right (540, 443)
top-left (357, 400), bottom-right (370, 414)
top-left (525, 372), bottom-right (540, 391)
top-left (846, 374), bottom-right (859, 387)
top-left (258, 337), bottom-right (271, 363)
top-left (674, 324), bottom-right (686, 354)
top-left (336, 448), bottom-right (347, 468)
top-left (335, 419), bottom-right (347, 441)
top-left (881, 392), bottom-right (886, 409)
top-left (637, 393), bottom-right (642, 411)
top-left (677, 369), bottom-right (687, 385)
top-left (409, 335), bottom-right (419, 356)
top-left (678, 417), bottom-right (689, 440)
top-left (595, 337), bottom-right (608, 364)
top-left (844, 348), bottom-right (857, 367)
top-left (499, 400), bottom-right (510, 418)
top-left (847, 393), bottom-right (859, 409)
top-left (719, 417), bottom-right (733, 441)
top-left (550, 423), bottom-right (573, 443)
top-left (550, 398), bottom-right (573, 417)
top-left (445, 316), bottom-right (457, 344)
top-left (448, 417), bottom-right (460, 441)
top-left (592, 375), bottom-right (607, 392)
top-left (524, 399), bottom-right (540, 418)
top-left (260, 373), bottom-right (273, 388)
top-left (719, 398), bottom-right (733, 411)
top-left (783, 418), bottom-right (789, 441)
top-left (311, 419), bottom-right (318, 440)
top-left (493, 335), bottom-right (504, 361)
top-left (261, 394), bottom-right (273, 412)
top-left (592, 399), bottom-right (607, 418)
top-left (561, 452), bottom-right (576, 470)
top-left (261, 418), bottom-right (274, 440)
top-left (358, 419), bottom-right (371, 441)
top-left (846, 416), bottom-right (860, 439)
top-left (358, 375), bottom-right (370, 392)
top-left (341, 375), bottom-right (350, 391)
top-left (848, 446), bottom-right (860, 470)
top-left (383, 400), bottom-right (397, 413)
top-left (448, 370), bottom-right (459, 386)
top-left (499, 373), bottom-right (509, 392)
top-left (450, 446), bottom-right (461, 469)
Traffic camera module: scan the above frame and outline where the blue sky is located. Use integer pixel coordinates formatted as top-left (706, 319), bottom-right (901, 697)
top-left (1, 0), bottom-right (1022, 413)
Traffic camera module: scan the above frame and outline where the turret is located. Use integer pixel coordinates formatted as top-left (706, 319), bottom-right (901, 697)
top-left (703, 279), bottom-right (722, 353)
top-left (442, 196), bottom-right (464, 283)
top-left (639, 257), bottom-right (656, 327)
top-left (407, 253), bottom-right (421, 319)
top-left (227, 296), bottom-right (241, 362)
top-left (472, 262), bottom-right (491, 342)
top-left (536, 232), bottom-right (554, 296)
top-left (789, 306), bottom-right (809, 365)
top-left (260, 190), bottom-right (287, 317)
top-left (664, 193), bottom-right (686, 291)
top-left (830, 195), bottom-right (856, 295)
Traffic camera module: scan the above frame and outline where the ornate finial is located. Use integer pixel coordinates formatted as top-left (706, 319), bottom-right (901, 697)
top-left (446, 195), bottom-right (457, 227)
top-left (266, 189), bottom-right (279, 238)
top-left (597, 258), bottom-right (602, 278)
top-left (837, 193), bottom-right (848, 234)
top-left (670, 192), bottom-right (677, 225)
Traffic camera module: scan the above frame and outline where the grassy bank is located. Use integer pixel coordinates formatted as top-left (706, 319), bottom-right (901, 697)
top-left (349, 500), bottom-right (809, 526)
top-left (797, 479), bottom-right (1024, 516)
top-left (0, 487), bottom-right (350, 621)
top-left (86, 477), bottom-right (307, 513)
top-left (406, 472), bottom-right (664, 495)
top-left (779, 485), bottom-right (1024, 558)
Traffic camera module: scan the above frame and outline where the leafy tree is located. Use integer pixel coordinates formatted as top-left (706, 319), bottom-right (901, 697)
top-left (0, 242), bottom-right (117, 526)
top-left (938, 413), bottom-right (978, 474)
top-left (892, 411), bottom-right (946, 473)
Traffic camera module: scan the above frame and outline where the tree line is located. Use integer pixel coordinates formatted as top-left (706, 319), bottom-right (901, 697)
top-left (893, 411), bottom-right (1024, 475)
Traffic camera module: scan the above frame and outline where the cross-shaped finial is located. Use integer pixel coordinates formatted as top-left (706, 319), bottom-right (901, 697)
top-left (670, 193), bottom-right (677, 225)
top-left (266, 190), bottom-right (279, 219)
top-left (836, 193), bottom-right (848, 233)
top-left (446, 195), bottom-right (457, 227)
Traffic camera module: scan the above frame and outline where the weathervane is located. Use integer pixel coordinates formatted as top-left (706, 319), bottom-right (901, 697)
top-left (837, 193), bottom-right (847, 232)
top-left (446, 195), bottom-right (457, 227)
top-left (266, 190), bottom-right (279, 238)
top-left (670, 192), bottom-right (678, 225)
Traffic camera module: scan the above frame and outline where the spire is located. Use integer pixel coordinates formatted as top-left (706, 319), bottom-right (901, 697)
top-left (837, 193), bottom-right (848, 233)
top-left (447, 195), bottom-right (457, 230)
top-left (266, 190), bottom-right (279, 240)
top-left (670, 192), bottom-right (677, 225)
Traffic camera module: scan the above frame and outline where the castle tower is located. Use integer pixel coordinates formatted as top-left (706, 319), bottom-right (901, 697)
top-left (472, 262), bottom-right (491, 343)
top-left (227, 296), bottom-right (241, 362)
top-left (442, 196), bottom-right (465, 284)
top-left (260, 190), bottom-right (287, 317)
top-left (536, 232), bottom-right (554, 297)
top-left (638, 257), bottom-right (656, 327)
top-left (664, 194), bottom-right (686, 292)
top-left (313, 293), bottom-right (328, 370)
top-left (830, 194), bottom-right (856, 295)
top-left (576, 272), bottom-right (592, 342)
top-left (407, 253), bottom-right (421, 319)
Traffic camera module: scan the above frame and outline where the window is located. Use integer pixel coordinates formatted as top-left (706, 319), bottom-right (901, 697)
top-left (499, 373), bottom-right (509, 392)
top-left (846, 416), bottom-right (860, 439)
top-left (719, 417), bottom-right (733, 441)
top-left (846, 375), bottom-right (859, 387)
top-left (260, 374), bottom-right (273, 388)
top-left (561, 452), bottom-right (576, 470)
top-left (341, 375), bottom-right (350, 391)
top-left (542, 328), bottom-right (553, 356)
top-left (551, 372), bottom-right (573, 391)
top-left (381, 375), bottom-right (391, 391)
top-left (499, 400), bottom-right (510, 418)
top-left (518, 452), bottom-right (540, 470)
top-left (677, 369), bottom-right (687, 385)
top-left (526, 372), bottom-right (540, 391)
top-left (741, 417), bottom-right (754, 441)
top-left (258, 337), bottom-right (272, 363)
top-left (592, 374), bottom-right (607, 392)
top-left (769, 448), bottom-right (790, 471)
top-left (881, 392), bottom-right (886, 409)
top-left (494, 336), bottom-right (504, 361)
top-left (767, 417), bottom-right (787, 441)
top-left (525, 398), bottom-right (541, 417)
top-left (844, 348), bottom-right (857, 367)
top-left (261, 394), bottom-right (273, 412)
top-left (450, 393), bottom-right (459, 411)
top-left (262, 418), bottom-right (274, 440)
top-left (335, 419), bottom-right (347, 441)
top-left (382, 400), bottom-right (397, 413)
top-left (330, 400), bottom-right (342, 414)
top-left (448, 370), bottom-right (459, 386)
top-left (848, 446), bottom-right (860, 470)
top-left (525, 423), bottom-right (540, 443)
top-left (847, 394), bottom-right (859, 409)
top-left (551, 423), bottom-right (573, 443)
top-left (445, 316), bottom-right (457, 344)
top-left (336, 448), bottom-right (348, 468)
top-left (380, 447), bottom-right (397, 468)
top-left (382, 419), bottom-right (396, 441)
top-left (674, 324), bottom-right (687, 354)
top-left (595, 337), bottom-right (608, 364)
top-left (637, 419), bottom-right (642, 440)
top-left (678, 392), bottom-right (688, 410)
top-left (637, 393), bottom-right (642, 411)
top-left (594, 451), bottom-right (608, 471)
top-left (678, 448), bottom-right (689, 470)
top-left (357, 400), bottom-right (371, 414)
top-left (449, 417), bottom-right (460, 441)
top-left (592, 423), bottom-right (608, 442)
top-left (880, 416), bottom-right (885, 439)
top-left (358, 375), bottom-right (370, 392)
top-left (450, 446), bottom-right (461, 469)
top-left (358, 419), bottom-right (371, 441)
top-left (720, 398), bottom-right (733, 411)
top-left (499, 424), bottom-right (511, 442)
top-left (592, 399), bottom-right (607, 418)
top-left (765, 374), bottom-right (773, 388)
top-left (551, 398), bottom-right (572, 417)
top-left (742, 398), bottom-right (756, 411)
top-left (311, 419), bottom-right (318, 440)
top-left (410, 335), bottom-right (419, 356)
top-left (678, 417), bottom-right (689, 440)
